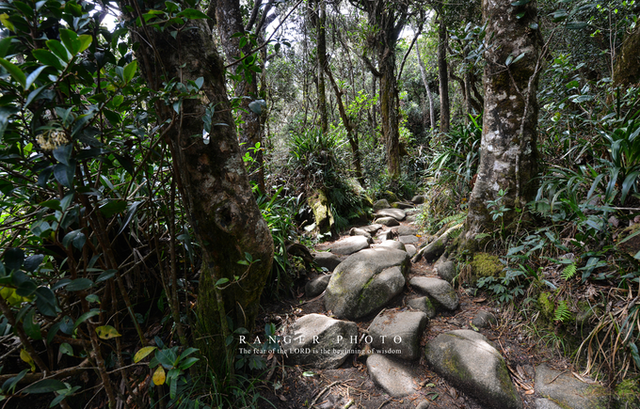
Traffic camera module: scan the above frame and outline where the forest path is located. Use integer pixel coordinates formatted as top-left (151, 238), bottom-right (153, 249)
top-left (256, 204), bottom-right (605, 409)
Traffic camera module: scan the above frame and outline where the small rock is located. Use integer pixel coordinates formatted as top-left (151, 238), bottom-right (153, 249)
top-left (366, 354), bottom-right (417, 397)
top-left (410, 277), bottom-right (459, 310)
top-left (376, 231), bottom-right (393, 241)
top-left (392, 201), bottom-right (414, 209)
top-left (283, 314), bottom-right (357, 369)
top-left (373, 199), bottom-right (391, 211)
top-left (535, 364), bottom-right (609, 409)
top-left (472, 310), bottom-right (497, 328)
top-left (329, 236), bottom-right (371, 256)
top-left (412, 235), bottom-right (448, 262)
top-left (398, 225), bottom-right (418, 235)
top-left (368, 309), bottom-right (428, 360)
top-left (349, 227), bottom-right (372, 239)
top-left (375, 208), bottom-right (406, 221)
top-left (425, 330), bottom-right (522, 409)
top-left (407, 296), bottom-right (436, 318)
top-left (379, 240), bottom-right (406, 251)
top-left (434, 259), bottom-right (456, 283)
top-left (361, 224), bottom-right (383, 234)
top-left (313, 252), bottom-right (342, 272)
top-left (405, 244), bottom-right (417, 258)
top-left (411, 195), bottom-right (426, 204)
top-left (399, 235), bottom-right (420, 244)
top-left (375, 216), bottom-right (400, 227)
top-left (305, 275), bottom-right (331, 297)
top-left (406, 215), bottom-right (417, 223)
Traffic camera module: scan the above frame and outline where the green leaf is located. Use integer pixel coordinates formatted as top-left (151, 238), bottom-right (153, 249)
top-left (195, 77), bottom-right (204, 89)
top-left (53, 162), bottom-right (75, 189)
top-left (95, 269), bottom-right (116, 283)
top-left (4, 248), bottom-right (24, 271)
top-left (85, 294), bottom-right (100, 303)
top-left (25, 86), bottom-right (47, 109)
top-left (25, 66), bottom-right (47, 90)
top-left (35, 286), bottom-right (58, 317)
top-left (123, 60), bottom-right (137, 83)
top-left (99, 200), bottom-right (127, 217)
top-left (1, 369), bottom-right (28, 394)
top-left (23, 308), bottom-right (42, 340)
top-left (215, 278), bottom-right (229, 287)
top-left (0, 36), bottom-right (12, 58)
top-left (53, 144), bottom-right (73, 166)
top-left (0, 13), bottom-right (16, 32)
top-left (511, 0), bottom-right (531, 5)
top-left (66, 278), bottom-right (93, 292)
top-left (59, 342), bottom-right (73, 357)
top-left (23, 379), bottom-right (66, 394)
top-left (133, 346), bottom-right (157, 363)
top-left (176, 8), bottom-right (209, 20)
top-left (566, 21), bottom-right (588, 30)
top-left (620, 171), bottom-right (639, 204)
top-left (73, 309), bottom-right (100, 330)
top-left (32, 49), bottom-right (63, 70)
top-left (59, 29), bottom-right (79, 55)
top-left (23, 255), bottom-right (44, 272)
top-left (0, 57), bottom-right (27, 88)
top-left (77, 34), bottom-right (92, 53)
top-left (46, 40), bottom-right (70, 63)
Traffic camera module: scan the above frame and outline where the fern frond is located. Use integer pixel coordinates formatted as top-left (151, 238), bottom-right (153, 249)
top-left (554, 300), bottom-right (572, 323)
top-left (561, 263), bottom-right (577, 280)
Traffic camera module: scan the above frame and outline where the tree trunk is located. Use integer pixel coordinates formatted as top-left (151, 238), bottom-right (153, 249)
top-left (613, 24), bottom-right (640, 86)
top-left (123, 5), bottom-right (274, 380)
top-left (317, 0), bottom-right (329, 133)
top-left (416, 42), bottom-right (436, 130)
top-left (379, 49), bottom-right (401, 179)
top-left (464, 0), bottom-right (542, 244)
top-left (437, 17), bottom-right (450, 133)
top-left (325, 64), bottom-right (364, 182)
top-left (208, 0), bottom-right (265, 192)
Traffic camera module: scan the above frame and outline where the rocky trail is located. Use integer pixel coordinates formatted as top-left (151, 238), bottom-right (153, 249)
top-left (254, 200), bottom-right (611, 409)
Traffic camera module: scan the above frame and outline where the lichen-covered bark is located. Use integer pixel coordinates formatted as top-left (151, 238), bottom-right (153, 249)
top-left (359, 0), bottom-right (406, 180)
top-left (317, 0), bottom-right (329, 134)
top-left (209, 0), bottom-right (265, 192)
top-left (465, 0), bottom-right (542, 242)
top-left (613, 24), bottom-right (640, 86)
top-left (122, 5), bottom-right (273, 377)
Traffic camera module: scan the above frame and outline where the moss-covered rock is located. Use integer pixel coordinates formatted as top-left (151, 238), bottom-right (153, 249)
top-left (471, 253), bottom-right (504, 279)
top-left (615, 378), bottom-right (640, 408)
top-left (538, 292), bottom-right (555, 319)
top-left (308, 190), bottom-right (334, 234)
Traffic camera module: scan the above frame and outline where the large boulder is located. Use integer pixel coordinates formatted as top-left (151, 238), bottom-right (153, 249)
top-left (434, 258), bottom-right (456, 283)
top-left (366, 354), bottom-right (417, 397)
top-left (425, 330), bottom-right (522, 409)
top-left (368, 310), bottom-right (428, 361)
top-left (407, 296), bottom-right (436, 318)
top-left (375, 208), bottom-right (406, 221)
top-left (375, 216), bottom-right (400, 227)
top-left (378, 240), bottom-right (406, 252)
top-left (283, 314), bottom-right (358, 369)
top-left (328, 235), bottom-right (371, 256)
top-left (410, 277), bottom-right (459, 310)
top-left (325, 248), bottom-right (410, 320)
top-left (535, 364), bottom-right (609, 409)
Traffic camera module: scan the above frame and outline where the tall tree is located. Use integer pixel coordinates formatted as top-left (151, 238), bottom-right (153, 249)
top-left (436, 10), bottom-right (451, 133)
top-left (353, 0), bottom-right (409, 179)
top-left (464, 0), bottom-right (542, 243)
top-left (121, 0), bottom-right (274, 380)
top-left (208, 0), bottom-right (272, 192)
top-left (416, 39), bottom-right (436, 130)
top-left (316, 0), bottom-right (329, 133)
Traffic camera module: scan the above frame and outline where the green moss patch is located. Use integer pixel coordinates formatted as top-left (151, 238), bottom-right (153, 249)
top-left (471, 253), bottom-right (504, 278)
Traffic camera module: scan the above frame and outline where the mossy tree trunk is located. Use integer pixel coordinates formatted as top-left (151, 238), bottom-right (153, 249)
top-left (613, 24), bottom-right (640, 86)
top-left (121, 1), bottom-right (274, 380)
top-left (358, 0), bottom-right (407, 180)
top-left (208, 0), bottom-right (266, 192)
top-left (464, 0), bottom-right (542, 244)
top-left (437, 14), bottom-right (450, 133)
top-left (316, 0), bottom-right (329, 134)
